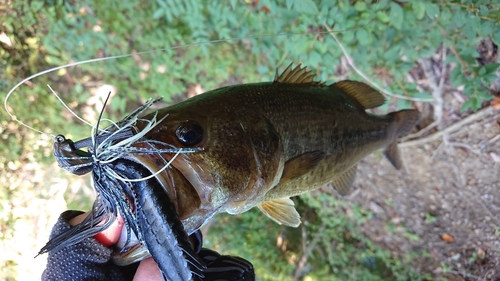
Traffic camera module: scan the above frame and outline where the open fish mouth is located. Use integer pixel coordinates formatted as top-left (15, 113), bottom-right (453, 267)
top-left (127, 150), bottom-right (213, 232)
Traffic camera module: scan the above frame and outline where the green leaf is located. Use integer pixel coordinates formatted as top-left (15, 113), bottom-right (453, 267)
top-left (44, 44), bottom-right (60, 56)
top-left (479, 5), bottom-right (489, 16)
top-left (153, 8), bottom-right (164, 19)
top-left (354, 1), bottom-right (367, 12)
top-left (461, 98), bottom-right (474, 112)
top-left (356, 28), bottom-right (371, 46)
top-left (308, 51), bottom-right (321, 66)
top-left (438, 5), bottom-right (452, 25)
top-left (493, 33), bottom-right (500, 46)
top-left (412, 2), bottom-right (425, 20)
top-left (413, 92), bottom-right (433, 100)
top-left (478, 66), bottom-right (487, 76)
top-left (452, 8), bottom-right (465, 28)
top-left (258, 65), bottom-right (269, 75)
top-left (378, 101), bottom-right (389, 112)
top-left (424, 3), bottom-right (439, 19)
top-left (229, 0), bottom-right (237, 9)
top-left (293, 0), bottom-right (319, 14)
top-left (45, 55), bottom-right (63, 65)
top-left (74, 83), bottom-right (84, 94)
top-left (397, 98), bottom-right (412, 110)
top-left (376, 11), bottom-right (390, 23)
top-left (31, 1), bottom-right (44, 12)
top-left (483, 63), bottom-right (500, 75)
top-left (390, 2), bottom-right (404, 30)
top-left (473, 97), bottom-right (482, 111)
top-left (449, 66), bottom-right (465, 87)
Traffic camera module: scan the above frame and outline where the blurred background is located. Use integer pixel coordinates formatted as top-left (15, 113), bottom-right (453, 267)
top-left (1, 0), bottom-right (499, 280)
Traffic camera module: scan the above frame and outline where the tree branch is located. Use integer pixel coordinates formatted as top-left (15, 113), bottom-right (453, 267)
top-left (323, 23), bottom-right (434, 103)
top-left (401, 106), bottom-right (497, 147)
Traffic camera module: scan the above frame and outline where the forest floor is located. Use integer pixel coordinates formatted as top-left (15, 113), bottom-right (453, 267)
top-left (353, 104), bottom-right (500, 280)
top-left (344, 40), bottom-right (500, 280)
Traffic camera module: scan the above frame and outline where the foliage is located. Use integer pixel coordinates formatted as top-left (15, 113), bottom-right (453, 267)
top-left (2, 0), bottom-right (500, 161)
top-left (207, 192), bottom-right (428, 281)
top-left (1, 0), bottom-right (499, 280)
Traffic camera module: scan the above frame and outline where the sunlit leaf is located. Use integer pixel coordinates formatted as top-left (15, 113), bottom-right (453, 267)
top-left (354, 1), bottom-right (367, 12)
top-left (293, 0), bottom-right (318, 14)
top-left (356, 28), bottom-right (371, 46)
top-left (413, 92), bottom-right (433, 100)
top-left (390, 2), bottom-right (404, 30)
top-left (424, 3), bottom-right (439, 19)
top-left (412, 2), bottom-right (425, 20)
top-left (376, 10), bottom-right (390, 23)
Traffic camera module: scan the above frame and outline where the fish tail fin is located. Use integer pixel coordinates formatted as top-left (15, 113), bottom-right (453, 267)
top-left (384, 109), bottom-right (420, 169)
top-left (390, 109), bottom-right (420, 137)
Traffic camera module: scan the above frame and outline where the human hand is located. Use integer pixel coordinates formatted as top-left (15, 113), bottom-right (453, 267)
top-left (68, 212), bottom-right (255, 281)
top-left (68, 212), bottom-right (163, 281)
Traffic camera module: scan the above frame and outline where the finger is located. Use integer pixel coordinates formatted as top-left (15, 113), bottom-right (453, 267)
top-left (93, 214), bottom-right (124, 247)
top-left (133, 257), bottom-right (162, 281)
top-left (68, 211), bottom-right (124, 247)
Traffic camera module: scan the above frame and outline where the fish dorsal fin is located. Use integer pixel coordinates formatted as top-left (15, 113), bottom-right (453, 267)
top-left (274, 63), bottom-right (326, 86)
top-left (279, 151), bottom-right (326, 185)
top-left (331, 164), bottom-right (357, 196)
top-left (258, 198), bottom-right (301, 227)
top-left (331, 80), bottom-right (385, 109)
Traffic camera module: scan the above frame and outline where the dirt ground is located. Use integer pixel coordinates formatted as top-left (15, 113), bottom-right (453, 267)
top-left (342, 41), bottom-right (500, 280)
top-left (351, 105), bottom-right (500, 280)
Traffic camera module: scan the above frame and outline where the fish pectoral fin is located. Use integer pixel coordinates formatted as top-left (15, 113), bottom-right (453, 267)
top-left (331, 80), bottom-right (385, 109)
top-left (279, 151), bottom-right (326, 185)
top-left (258, 198), bottom-right (301, 227)
top-left (331, 164), bottom-right (357, 196)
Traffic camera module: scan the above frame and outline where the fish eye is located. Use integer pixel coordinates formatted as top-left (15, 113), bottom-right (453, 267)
top-left (176, 121), bottom-right (203, 146)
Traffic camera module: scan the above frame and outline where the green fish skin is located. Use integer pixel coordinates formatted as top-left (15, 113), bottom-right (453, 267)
top-left (131, 63), bottom-right (420, 231)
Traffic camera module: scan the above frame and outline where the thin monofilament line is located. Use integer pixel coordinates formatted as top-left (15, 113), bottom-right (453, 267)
top-left (102, 113), bottom-right (166, 152)
top-left (103, 149), bottom-right (183, 183)
top-left (4, 17), bottom-right (380, 136)
top-left (47, 85), bottom-right (95, 128)
top-left (92, 98), bottom-right (163, 157)
top-left (94, 112), bottom-right (169, 164)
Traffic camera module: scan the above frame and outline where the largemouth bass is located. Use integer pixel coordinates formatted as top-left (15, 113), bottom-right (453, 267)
top-left (45, 64), bottom-right (419, 278)
top-left (129, 63), bottom-right (420, 231)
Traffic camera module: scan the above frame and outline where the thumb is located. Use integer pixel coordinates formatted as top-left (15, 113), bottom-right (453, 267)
top-left (93, 214), bottom-right (125, 247)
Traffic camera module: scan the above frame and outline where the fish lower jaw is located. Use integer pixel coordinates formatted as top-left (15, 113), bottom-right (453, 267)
top-left (112, 243), bottom-right (151, 266)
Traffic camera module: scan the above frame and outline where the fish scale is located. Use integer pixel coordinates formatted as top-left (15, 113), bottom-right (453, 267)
top-left (129, 63), bottom-right (419, 233)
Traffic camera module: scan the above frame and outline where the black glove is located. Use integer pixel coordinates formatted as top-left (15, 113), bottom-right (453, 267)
top-left (190, 231), bottom-right (255, 281)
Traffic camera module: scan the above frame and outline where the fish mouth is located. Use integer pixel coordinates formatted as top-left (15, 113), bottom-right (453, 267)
top-left (126, 149), bottom-right (213, 232)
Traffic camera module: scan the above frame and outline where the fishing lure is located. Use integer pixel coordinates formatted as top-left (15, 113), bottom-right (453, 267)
top-left (41, 96), bottom-right (206, 280)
